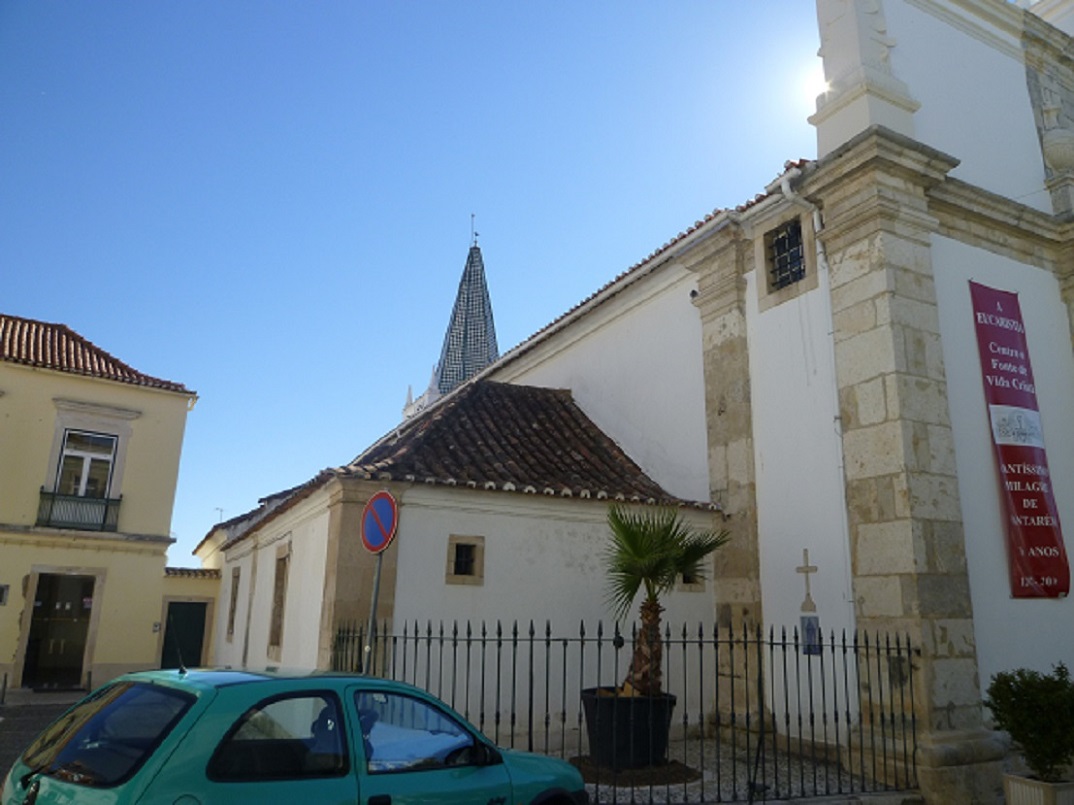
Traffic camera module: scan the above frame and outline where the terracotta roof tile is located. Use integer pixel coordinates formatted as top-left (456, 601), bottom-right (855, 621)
top-left (346, 380), bottom-right (712, 508)
top-left (164, 567), bottom-right (221, 579)
top-left (205, 380), bottom-right (715, 557)
top-left (0, 313), bottom-right (192, 394)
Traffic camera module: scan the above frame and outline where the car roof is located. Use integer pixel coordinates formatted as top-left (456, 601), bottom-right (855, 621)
top-left (114, 668), bottom-right (416, 695)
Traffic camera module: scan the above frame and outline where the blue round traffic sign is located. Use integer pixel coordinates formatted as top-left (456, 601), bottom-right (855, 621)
top-left (361, 491), bottom-right (398, 554)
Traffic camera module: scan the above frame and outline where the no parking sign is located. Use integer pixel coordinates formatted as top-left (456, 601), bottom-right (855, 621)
top-left (361, 491), bottom-right (398, 554)
top-left (360, 490), bottom-right (397, 664)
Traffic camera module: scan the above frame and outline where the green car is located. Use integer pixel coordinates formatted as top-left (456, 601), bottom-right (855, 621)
top-left (1, 669), bottom-right (588, 805)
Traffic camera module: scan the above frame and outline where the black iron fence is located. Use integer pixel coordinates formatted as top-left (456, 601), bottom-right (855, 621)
top-left (332, 620), bottom-right (918, 803)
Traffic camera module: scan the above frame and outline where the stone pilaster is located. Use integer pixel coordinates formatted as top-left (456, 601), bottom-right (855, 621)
top-left (803, 127), bottom-right (1005, 804)
top-left (1058, 240), bottom-right (1074, 348)
top-left (317, 476), bottom-right (400, 670)
top-left (684, 223), bottom-right (762, 631)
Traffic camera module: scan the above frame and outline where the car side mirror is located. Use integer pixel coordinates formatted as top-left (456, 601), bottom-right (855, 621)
top-left (474, 743), bottom-right (502, 766)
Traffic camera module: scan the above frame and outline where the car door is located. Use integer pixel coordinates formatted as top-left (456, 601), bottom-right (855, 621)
top-left (351, 687), bottom-right (512, 805)
top-left (137, 688), bottom-right (358, 805)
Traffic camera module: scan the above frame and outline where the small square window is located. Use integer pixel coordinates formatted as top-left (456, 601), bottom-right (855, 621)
top-left (766, 219), bottom-right (805, 291)
top-left (678, 570), bottom-right (705, 592)
top-left (446, 536), bottom-right (484, 586)
top-left (453, 544), bottom-right (475, 576)
top-left (0, 584), bottom-right (8, 606)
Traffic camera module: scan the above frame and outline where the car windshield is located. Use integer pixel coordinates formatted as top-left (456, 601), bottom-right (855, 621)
top-left (21, 681), bottom-right (194, 788)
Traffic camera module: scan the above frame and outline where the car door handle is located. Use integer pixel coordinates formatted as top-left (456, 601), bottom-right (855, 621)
top-left (368, 796), bottom-right (391, 805)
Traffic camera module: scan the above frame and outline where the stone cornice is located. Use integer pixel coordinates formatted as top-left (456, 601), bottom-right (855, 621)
top-left (927, 175), bottom-right (1070, 271)
top-left (1022, 6), bottom-right (1074, 73)
top-left (804, 125), bottom-right (960, 200)
top-left (797, 127), bottom-right (959, 251)
top-left (53, 398), bottom-right (141, 421)
top-left (682, 224), bottom-right (750, 323)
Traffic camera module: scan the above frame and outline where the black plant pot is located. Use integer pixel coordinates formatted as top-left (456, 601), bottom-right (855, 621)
top-left (581, 686), bottom-right (676, 770)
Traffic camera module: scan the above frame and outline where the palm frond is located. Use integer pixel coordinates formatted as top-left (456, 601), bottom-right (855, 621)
top-left (604, 505), bottom-right (729, 622)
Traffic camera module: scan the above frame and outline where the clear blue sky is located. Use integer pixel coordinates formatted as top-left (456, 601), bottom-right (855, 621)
top-left (1, 2), bottom-right (822, 565)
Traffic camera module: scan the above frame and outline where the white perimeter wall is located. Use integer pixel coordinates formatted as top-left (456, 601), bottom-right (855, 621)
top-left (883, 0), bottom-right (1051, 212)
top-left (491, 266), bottom-right (711, 503)
top-left (389, 486), bottom-right (721, 745)
top-left (391, 487), bottom-right (719, 638)
top-left (746, 271), bottom-right (857, 641)
top-left (932, 235), bottom-right (1074, 683)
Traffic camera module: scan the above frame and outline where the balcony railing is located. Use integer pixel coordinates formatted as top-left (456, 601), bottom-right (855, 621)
top-left (37, 489), bottom-right (121, 532)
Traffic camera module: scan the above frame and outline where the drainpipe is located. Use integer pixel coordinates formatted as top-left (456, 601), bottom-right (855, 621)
top-left (771, 167), bottom-right (857, 613)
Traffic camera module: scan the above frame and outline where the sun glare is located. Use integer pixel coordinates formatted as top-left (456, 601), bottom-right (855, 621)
top-left (802, 62), bottom-right (829, 108)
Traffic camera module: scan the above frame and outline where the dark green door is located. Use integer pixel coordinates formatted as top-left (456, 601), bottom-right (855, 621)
top-left (161, 601), bottom-right (207, 669)
top-left (22, 574), bottom-right (95, 690)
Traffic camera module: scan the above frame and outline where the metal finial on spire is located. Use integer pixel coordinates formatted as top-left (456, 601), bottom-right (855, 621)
top-left (471, 213), bottom-right (479, 246)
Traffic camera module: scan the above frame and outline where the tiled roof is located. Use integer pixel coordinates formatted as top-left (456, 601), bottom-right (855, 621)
top-left (347, 380), bottom-right (711, 507)
top-left (192, 470), bottom-right (337, 555)
top-left (207, 380), bottom-right (714, 556)
top-left (164, 567), bottom-right (221, 579)
top-left (0, 313), bottom-right (192, 394)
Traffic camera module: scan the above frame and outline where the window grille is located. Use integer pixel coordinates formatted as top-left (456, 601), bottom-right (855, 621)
top-left (767, 219), bottom-right (805, 290)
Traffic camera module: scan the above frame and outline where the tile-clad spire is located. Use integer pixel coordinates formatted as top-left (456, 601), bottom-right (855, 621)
top-left (404, 239), bottom-right (499, 419)
top-left (434, 243), bottom-right (499, 394)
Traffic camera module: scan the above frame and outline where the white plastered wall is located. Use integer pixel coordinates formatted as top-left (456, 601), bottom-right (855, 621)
top-left (932, 234), bottom-right (1074, 684)
top-left (215, 490), bottom-right (332, 671)
top-left (881, 0), bottom-right (1050, 212)
top-left (389, 486), bottom-right (721, 747)
top-left (746, 271), bottom-right (857, 641)
top-left (491, 266), bottom-right (710, 503)
top-left (391, 487), bottom-right (718, 637)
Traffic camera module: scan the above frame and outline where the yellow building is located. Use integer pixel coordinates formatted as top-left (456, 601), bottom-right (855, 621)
top-left (0, 313), bottom-right (206, 692)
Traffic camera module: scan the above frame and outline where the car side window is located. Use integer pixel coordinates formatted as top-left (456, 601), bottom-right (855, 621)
top-left (208, 692), bottom-right (348, 781)
top-left (354, 691), bottom-right (476, 773)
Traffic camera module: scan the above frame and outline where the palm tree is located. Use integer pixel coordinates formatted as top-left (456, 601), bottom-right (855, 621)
top-left (605, 504), bottom-right (729, 697)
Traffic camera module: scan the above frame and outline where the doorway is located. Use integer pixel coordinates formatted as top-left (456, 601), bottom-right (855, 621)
top-left (161, 601), bottom-right (207, 669)
top-left (22, 573), bottom-right (95, 690)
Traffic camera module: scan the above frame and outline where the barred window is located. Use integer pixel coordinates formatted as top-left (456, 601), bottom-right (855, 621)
top-left (446, 536), bottom-right (484, 586)
top-left (766, 219), bottom-right (805, 290)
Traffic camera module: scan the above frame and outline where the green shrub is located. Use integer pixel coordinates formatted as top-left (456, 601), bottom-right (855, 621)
top-left (985, 663), bottom-right (1074, 782)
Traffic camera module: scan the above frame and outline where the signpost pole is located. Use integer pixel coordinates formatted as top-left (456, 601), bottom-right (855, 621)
top-left (364, 552), bottom-right (383, 672)
top-left (359, 490), bottom-right (398, 673)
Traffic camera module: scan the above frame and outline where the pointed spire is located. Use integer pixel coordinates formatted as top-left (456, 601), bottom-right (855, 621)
top-left (432, 242), bottom-right (499, 395)
top-left (402, 236), bottom-right (500, 420)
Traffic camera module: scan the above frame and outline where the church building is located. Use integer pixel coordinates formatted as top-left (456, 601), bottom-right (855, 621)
top-left (197, 2), bottom-right (1074, 800)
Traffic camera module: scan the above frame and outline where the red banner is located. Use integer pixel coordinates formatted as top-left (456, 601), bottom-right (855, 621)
top-left (970, 281), bottom-right (1069, 598)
